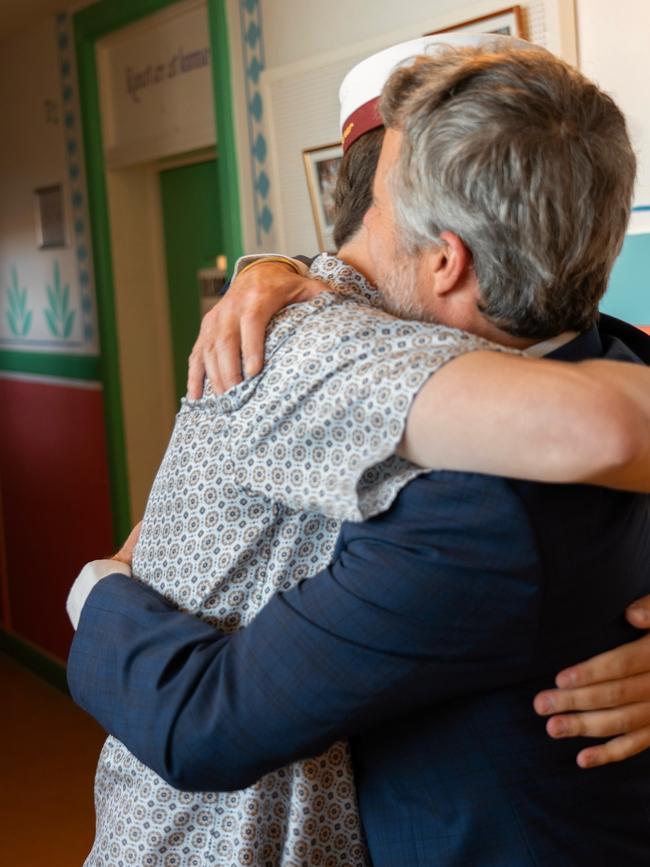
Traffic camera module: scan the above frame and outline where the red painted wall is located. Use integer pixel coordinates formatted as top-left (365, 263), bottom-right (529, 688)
top-left (0, 488), bottom-right (8, 631)
top-left (0, 376), bottom-right (114, 662)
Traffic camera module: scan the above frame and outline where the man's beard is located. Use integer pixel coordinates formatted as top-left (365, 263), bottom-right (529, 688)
top-left (375, 249), bottom-right (438, 324)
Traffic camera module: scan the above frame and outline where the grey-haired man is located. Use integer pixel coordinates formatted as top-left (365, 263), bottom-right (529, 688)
top-left (69, 42), bottom-right (650, 866)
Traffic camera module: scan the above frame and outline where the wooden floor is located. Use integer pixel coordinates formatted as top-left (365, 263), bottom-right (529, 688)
top-left (0, 652), bottom-right (106, 866)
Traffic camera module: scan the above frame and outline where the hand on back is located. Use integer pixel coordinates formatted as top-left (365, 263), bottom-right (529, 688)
top-left (186, 261), bottom-right (327, 398)
top-left (537, 596), bottom-right (650, 768)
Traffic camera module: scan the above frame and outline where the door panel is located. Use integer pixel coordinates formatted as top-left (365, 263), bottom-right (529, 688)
top-left (160, 159), bottom-right (223, 404)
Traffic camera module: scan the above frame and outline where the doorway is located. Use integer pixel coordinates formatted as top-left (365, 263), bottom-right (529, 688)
top-left (74, 0), bottom-right (241, 539)
top-left (160, 158), bottom-right (223, 405)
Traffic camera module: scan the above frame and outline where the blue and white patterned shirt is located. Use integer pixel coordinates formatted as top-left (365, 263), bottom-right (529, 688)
top-left (86, 254), bottom-right (490, 867)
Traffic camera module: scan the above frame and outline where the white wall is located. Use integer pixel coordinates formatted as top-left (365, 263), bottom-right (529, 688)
top-left (576, 0), bottom-right (650, 230)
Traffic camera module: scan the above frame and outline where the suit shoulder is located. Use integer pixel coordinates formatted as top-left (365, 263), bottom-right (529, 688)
top-left (394, 468), bottom-right (530, 519)
top-left (350, 469), bottom-right (541, 574)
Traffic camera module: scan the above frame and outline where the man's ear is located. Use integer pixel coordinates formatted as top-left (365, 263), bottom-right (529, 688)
top-left (425, 231), bottom-right (471, 295)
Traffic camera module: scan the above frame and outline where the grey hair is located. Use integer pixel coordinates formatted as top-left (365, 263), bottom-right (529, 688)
top-left (380, 46), bottom-right (636, 338)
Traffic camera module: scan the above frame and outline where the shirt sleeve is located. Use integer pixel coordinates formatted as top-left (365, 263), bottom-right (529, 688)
top-left (219, 302), bottom-right (493, 521)
top-left (66, 559), bottom-right (131, 629)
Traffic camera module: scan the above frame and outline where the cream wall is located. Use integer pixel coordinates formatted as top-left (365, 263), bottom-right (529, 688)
top-left (103, 167), bottom-right (176, 520)
top-left (574, 0), bottom-right (650, 324)
top-left (0, 15), bottom-right (99, 354)
top-left (0, 10), bottom-right (177, 521)
top-left (576, 0), bottom-right (650, 230)
top-left (261, 0), bottom-right (538, 67)
top-left (95, 0), bottom-right (214, 518)
top-left (227, 0), bottom-right (575, 256)
top-left (0, 8), bottom-right (186, 521)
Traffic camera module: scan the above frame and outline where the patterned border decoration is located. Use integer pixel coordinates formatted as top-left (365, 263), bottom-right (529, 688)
top-left (239, 0), bottom-right (272, 244)
top-left (56, 11), bottom-right (97, 348)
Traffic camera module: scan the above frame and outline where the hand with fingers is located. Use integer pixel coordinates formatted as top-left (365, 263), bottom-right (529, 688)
top-left (186, 260), bottom-right (327, 398)
top-left (112, 521), bottom-right (142, 567)
top-left (534, 594), bottom-right (650, 768)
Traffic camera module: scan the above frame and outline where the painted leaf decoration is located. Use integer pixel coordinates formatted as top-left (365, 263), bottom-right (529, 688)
top-left (64, 310), bottom-right (75, 338)
top-left (5, 266), bottom-right (33, 338)
top-left (46, 283), bottom-right (56, 314)
top-left (44, 307), bottom-right (59, 336)
top-left (62, 283), bottom-right (69, 313)
top-left (54, 286), bottom-right (63, 317)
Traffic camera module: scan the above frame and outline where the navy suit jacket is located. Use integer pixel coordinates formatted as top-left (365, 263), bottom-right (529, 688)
top-left (68, 316), bottom-right (650, 866)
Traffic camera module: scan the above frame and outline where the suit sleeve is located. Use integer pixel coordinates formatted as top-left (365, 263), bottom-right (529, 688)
top-left (67, 471), bottom-right (542, 792)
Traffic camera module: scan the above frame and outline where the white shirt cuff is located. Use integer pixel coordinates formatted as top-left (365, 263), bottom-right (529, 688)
top-left (233, 254), bottom-right (310, 277)
top-left (66, 559), bottom-right (132, 630)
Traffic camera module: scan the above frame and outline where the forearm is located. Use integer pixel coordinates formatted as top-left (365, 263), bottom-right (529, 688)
top-left (68, 475), bottom-right (537, 792)
top-left (577, 358), bottom-right (650, 490)
top-left (68, 574), bottom-right (262, 791)
top-left (401, 352), bottom-right (649, 489)
top-left (68, 573), bottom-right (408, 792)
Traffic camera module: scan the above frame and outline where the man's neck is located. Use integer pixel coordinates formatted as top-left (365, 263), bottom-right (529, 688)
top-left (463, 316), bottom-right (537, 350)
top-left (336, 237), bottom-right (376, 286)
top-left (461, 316), bottom-right (577, 353)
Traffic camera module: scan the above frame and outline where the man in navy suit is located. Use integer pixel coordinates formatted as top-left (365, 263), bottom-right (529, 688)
top-left (68, 43), bottom-right (650, 865)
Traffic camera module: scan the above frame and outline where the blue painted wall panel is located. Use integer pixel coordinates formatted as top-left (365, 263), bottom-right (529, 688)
top-left (601, 233), bottom-right (650, 324)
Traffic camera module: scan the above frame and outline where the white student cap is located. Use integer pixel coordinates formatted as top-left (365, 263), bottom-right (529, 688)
top-left (339, 32), bottom-right (529, 152)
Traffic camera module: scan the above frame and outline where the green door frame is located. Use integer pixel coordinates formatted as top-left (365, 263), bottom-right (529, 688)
top-left (74, 0), bottom-right (242, 542)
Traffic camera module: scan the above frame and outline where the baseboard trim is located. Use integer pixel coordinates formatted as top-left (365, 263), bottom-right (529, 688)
top-left (0, 630), bottom-right (68, 694)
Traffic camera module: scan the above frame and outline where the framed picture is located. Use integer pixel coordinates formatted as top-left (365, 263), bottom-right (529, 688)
top-left (302, 143), bottom-right (343, 252)
top-left (427, 5), bottom-right (524, 39)
top-left (34, 184), bottom-right (66, 249)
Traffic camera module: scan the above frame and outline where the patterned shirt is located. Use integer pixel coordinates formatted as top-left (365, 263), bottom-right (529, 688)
top-left (86, 254), bottom-right (490, 867)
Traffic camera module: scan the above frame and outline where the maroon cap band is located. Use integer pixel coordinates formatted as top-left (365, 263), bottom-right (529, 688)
top-left (341, 96), bottom-right (383, 153)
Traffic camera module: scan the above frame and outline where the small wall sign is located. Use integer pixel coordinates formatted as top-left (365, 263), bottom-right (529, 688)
top-left (34, 184), bottom-right (66, 249)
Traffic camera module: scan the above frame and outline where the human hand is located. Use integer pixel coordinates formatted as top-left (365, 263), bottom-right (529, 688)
top-left (534, 595), bottom-right (650, 768)
top-left (112, 521), bottom-right (142, 567)
top-left (186, 262), bottom-right (327, 398)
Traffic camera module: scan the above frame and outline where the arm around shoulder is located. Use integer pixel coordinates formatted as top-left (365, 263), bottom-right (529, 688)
top-left (400, 351), bottom-right (650, 491)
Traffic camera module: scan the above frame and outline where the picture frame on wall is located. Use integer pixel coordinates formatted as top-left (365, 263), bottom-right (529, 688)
top-left (427, 5), bottom-right (524, 39)
top-left (302, 143), bottom-right (343, 252)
